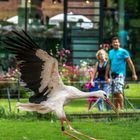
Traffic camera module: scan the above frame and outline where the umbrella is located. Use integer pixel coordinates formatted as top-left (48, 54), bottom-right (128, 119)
top-left (49, 13), bottom-right (93, 29)
top-left (7, 16), bottom-right (18, 24)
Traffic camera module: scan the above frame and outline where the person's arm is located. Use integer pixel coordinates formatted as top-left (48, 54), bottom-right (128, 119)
top-left (126, 57), bottom-right (138, 80)
top-left (90, 62), bottom-right (98, 87)
top-left (105, 60), bottom-right (111, 83)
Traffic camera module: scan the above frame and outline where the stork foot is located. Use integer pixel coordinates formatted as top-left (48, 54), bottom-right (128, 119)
top-left (63, 130), bottom-right (82, 140)
top-left (61, 118), bottom-right (104, 140)
top-left (69, 126), bottom-right (99, 140)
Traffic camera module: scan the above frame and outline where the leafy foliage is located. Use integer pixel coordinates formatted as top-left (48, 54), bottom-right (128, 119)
top-left (124, 0), bottom-right (139, 15)
top-left (50, 46), bottom-right (91, 87)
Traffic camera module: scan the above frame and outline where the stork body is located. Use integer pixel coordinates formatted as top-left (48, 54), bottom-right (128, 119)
top-left (4, 30), bottom-right (116, 140)
top-left (18, 86), bottom-right (106, 117)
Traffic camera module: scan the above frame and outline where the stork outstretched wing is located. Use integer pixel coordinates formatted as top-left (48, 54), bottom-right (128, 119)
top-left (4, 30), bottom-right (64, 103)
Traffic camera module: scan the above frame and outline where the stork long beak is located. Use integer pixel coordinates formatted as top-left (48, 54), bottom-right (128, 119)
top-left (104, 96), bottom-right (117, 113)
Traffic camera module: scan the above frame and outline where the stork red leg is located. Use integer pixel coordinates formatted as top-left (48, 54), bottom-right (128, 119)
top-left (65, 118), bottom-right (100, 140)
top-left (60, 118), bottom-right (82, 140)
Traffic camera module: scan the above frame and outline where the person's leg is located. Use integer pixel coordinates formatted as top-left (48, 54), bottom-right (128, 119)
top-left (113, 76), bottom-right (125, 111)
top-left (100, 99), bottom-right (104, 111)
top-left (114, 93), bottom-right (124, 110)
top-left (103, 83), bottom-right (112, 111)
top-left (118, 93), bottom-right (124, 110)
top-left (98, 99), bottom-right (104, 111)
top-left (113, 93), bottom-right (119, 110)
top-left (97, 102), bottom-right (101, 111)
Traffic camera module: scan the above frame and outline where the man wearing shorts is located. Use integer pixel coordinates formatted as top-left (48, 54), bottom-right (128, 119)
top-left (105, 36), bottom-right (137, 111)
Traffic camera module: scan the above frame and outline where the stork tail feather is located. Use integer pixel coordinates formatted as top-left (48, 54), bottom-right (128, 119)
top-left (17, 102), bottom-right (51, 114)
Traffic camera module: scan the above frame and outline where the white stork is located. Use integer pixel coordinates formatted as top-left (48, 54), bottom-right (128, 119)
top-left (4, 30), bottom-right (116, 140)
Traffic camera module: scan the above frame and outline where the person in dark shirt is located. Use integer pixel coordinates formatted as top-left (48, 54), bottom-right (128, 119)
top-left (89, 49), bottom-right (111, 111)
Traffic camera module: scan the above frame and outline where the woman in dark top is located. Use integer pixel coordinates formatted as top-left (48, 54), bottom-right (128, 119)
top-left (89, 49), bottom-right (111, 111)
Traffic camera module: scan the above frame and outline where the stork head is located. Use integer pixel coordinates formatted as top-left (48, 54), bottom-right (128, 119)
top-left (91, 90), bottom-right (117, 113)
top-left (101, 91), bottom-right (117, 113)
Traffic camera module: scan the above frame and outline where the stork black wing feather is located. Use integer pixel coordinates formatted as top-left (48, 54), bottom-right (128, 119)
top-left (4, 36), bottom-right (35, 51)
top-left (4, 30), bottom-right (49, 103)
top-left (22, 30), bottom-right (39, 48)
top-left (12, 30), bottom-right (38, 49)
top-left (3, 42), bottom-right (32, 54)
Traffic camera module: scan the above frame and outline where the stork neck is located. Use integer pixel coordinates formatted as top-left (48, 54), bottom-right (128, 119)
top-left (72, 90), bottom-right (104, 99)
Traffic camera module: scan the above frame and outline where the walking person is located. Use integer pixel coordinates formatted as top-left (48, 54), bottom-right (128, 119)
top-left (105, 36), bottom-right (138, 111)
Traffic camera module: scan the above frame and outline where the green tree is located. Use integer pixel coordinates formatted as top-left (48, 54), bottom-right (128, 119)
top-left (124, 0), bottom-right (139, 15)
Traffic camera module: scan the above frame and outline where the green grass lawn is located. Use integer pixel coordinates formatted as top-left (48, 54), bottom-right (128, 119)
top-left (0, 83), bottom-right (140, 140)
top-left (124, 83), bottom-right (140, 109)
top-left (0, 118), bottom-right (140, 140)
top-left (124, 83), bottom-right (140, 98)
